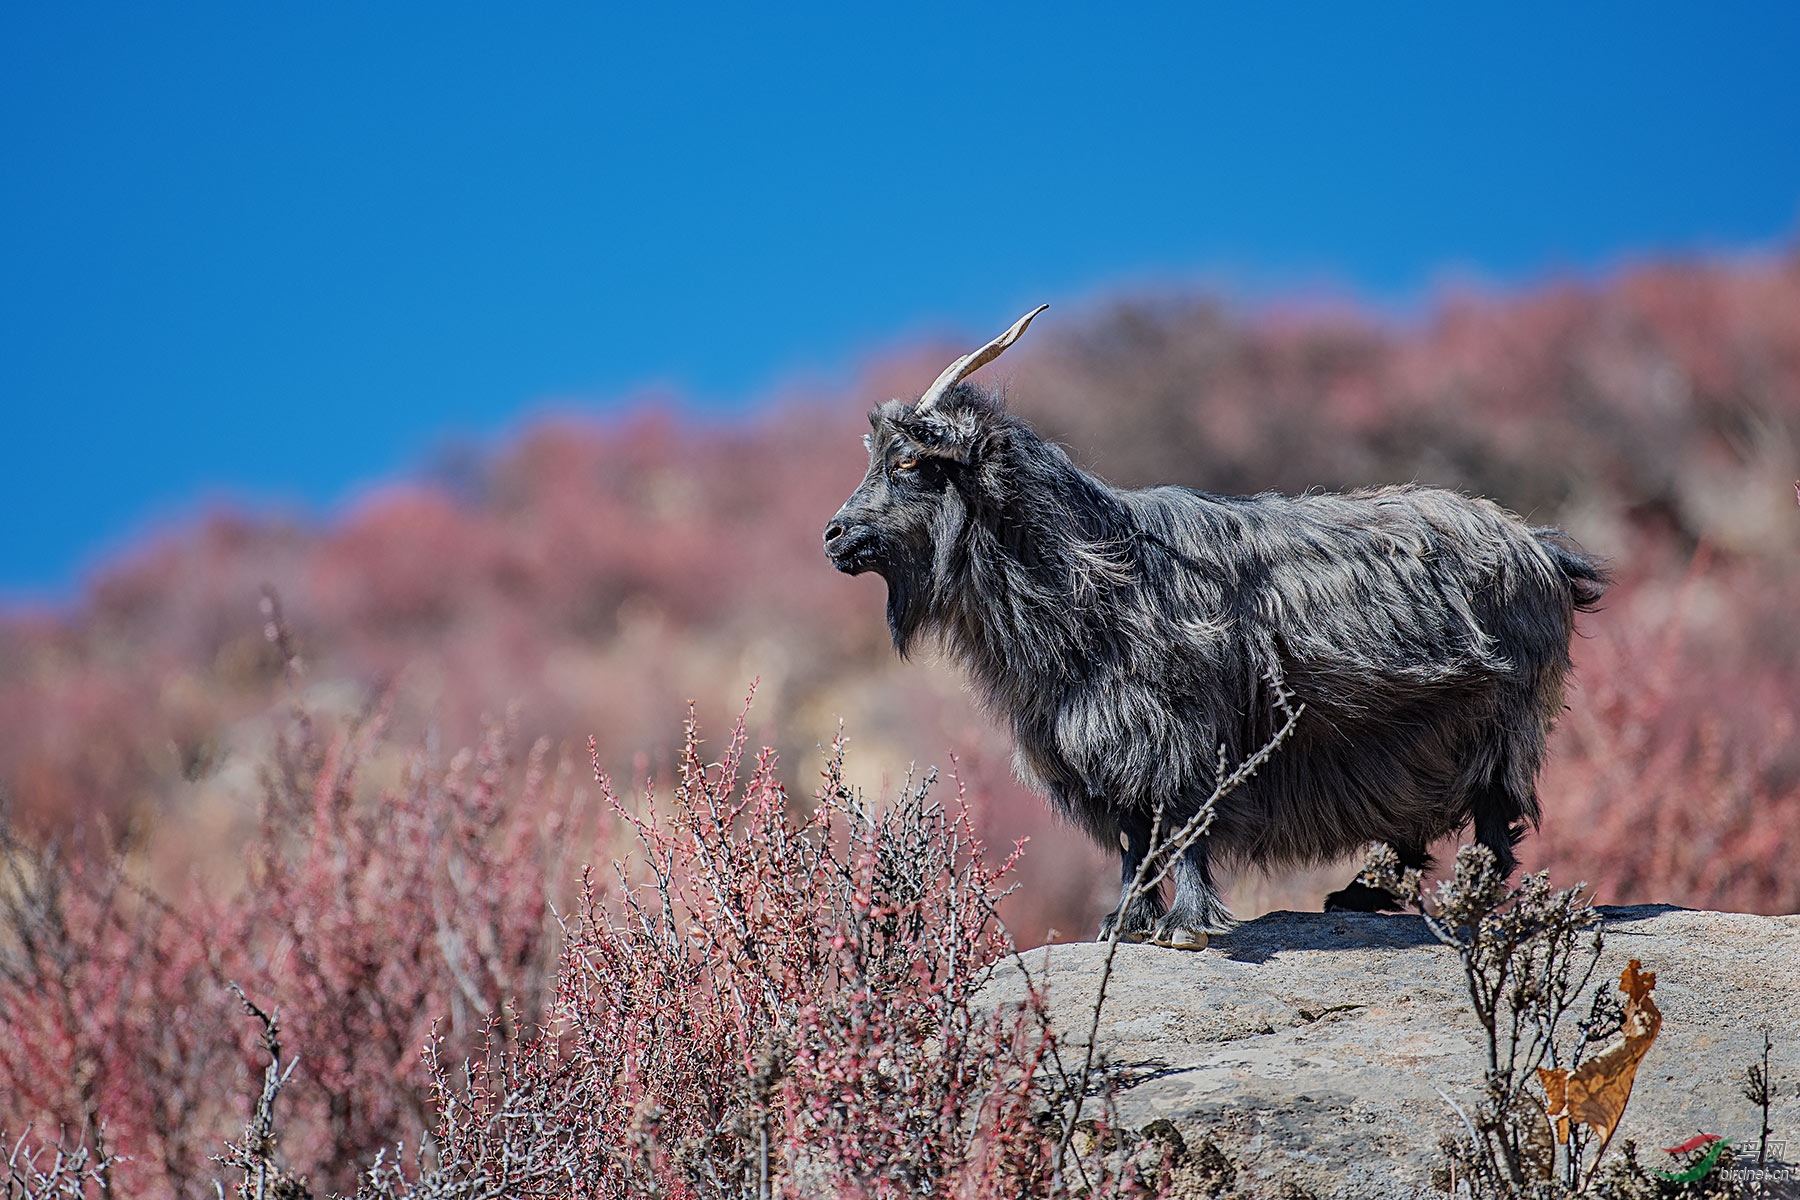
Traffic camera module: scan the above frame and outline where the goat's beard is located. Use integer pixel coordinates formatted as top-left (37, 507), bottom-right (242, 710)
top-left (881, 549), bottom-right (938, 660)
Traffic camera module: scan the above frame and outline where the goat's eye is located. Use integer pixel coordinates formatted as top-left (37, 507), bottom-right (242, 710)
top-left (894, 456), bottom-right (918, 472)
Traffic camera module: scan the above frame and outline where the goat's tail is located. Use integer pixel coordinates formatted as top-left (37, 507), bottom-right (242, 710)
top-left (1535, 528), bottom-right (1610, 612)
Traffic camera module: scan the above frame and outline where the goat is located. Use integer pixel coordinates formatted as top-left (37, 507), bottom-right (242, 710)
top-left (823, 307), bottom-right (1607, 946)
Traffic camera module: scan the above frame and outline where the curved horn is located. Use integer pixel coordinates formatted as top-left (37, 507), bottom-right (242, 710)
top-left (915, 304), bottom-right (1048, 412)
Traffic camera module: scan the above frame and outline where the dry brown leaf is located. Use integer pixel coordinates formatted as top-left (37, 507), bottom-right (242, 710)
top-left (1616, 960), bottom-right (1660, 1040)
top-left (1564, 959), bottom-right (1662, 1149)
top-left (1539, 1066), bottom-right (1571, 1145)
top-left (1537, 960), bottom-right (1662, 1156)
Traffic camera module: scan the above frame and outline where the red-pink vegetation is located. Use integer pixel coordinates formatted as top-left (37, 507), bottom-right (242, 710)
top-left (357, 718), bottom-right (1114, 1199)
top-left (0, 673), bottom-right (564, 1196)
top-left (1537, 551), bottom-right (1800, 911)
top-left (0, 830), bottom-right (238, 1191)
top-left (4, 689), bottom-right (1156, 1197)
top-left (238, 697), bottom-right (560, 1187)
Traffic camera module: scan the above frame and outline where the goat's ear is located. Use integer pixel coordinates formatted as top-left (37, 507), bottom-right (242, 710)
top-left (909, 406), bottom-right (984, 464)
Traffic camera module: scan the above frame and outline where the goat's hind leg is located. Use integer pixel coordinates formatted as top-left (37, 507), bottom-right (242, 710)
top-left (1154, 840), bottom-right (1234, 949)
top-left (1098, 811), bottom-right (1166, 942)
top-left (1325, 841), bottom-right (1433, 913)
top-left (1471, 778), bottom-right (1531, 879)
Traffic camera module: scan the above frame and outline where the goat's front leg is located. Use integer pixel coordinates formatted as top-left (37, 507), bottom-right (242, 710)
top-left (1097, 810), bottom-right (1165, 942)
top-left (1155, 840), bottom-right (1235, 948)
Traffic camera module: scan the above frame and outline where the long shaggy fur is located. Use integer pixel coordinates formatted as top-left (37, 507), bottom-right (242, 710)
top-left (823, 384), bottom-right (1606, 939)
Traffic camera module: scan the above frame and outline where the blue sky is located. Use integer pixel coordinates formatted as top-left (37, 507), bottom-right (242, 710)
top-left (4, 4), bottom-right (1798, 599)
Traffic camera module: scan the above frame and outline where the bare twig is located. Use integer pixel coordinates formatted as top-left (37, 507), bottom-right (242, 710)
top-left (4, 1126), bottom-right (117, 1200)
top-left (1052, 668), bottom-right (1304, 1184)
top-left (1742, 1028), bottom-right (1773, 1169)
top-left (214, 985), bottom-right (309, 1200)
top-left (1360, 843), bottom-right (1609, 1194)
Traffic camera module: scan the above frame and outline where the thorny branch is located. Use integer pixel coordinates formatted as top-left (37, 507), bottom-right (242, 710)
top-left (1052, 666), bottom-right (1305, 1185)
top-left (4, 1129), bottom-right (116, 1200)
top-left (213, 985), bottom-right (308, 1200)
top-left (1357, 842), bottom-right (1612, 1194)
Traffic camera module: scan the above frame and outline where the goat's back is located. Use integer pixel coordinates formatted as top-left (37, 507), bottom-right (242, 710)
top-left (1130, 482), bottom-right (1581, 688)
top-left (1101, 482), bottom-right (1595, 864)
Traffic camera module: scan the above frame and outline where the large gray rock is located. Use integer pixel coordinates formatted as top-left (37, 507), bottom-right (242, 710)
top-left (990, 906), bottom-right (1800, 1199)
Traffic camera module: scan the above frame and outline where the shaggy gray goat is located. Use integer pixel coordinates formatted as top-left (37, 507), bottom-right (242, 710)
top-left (823, 307), bottom-right (1607, 946)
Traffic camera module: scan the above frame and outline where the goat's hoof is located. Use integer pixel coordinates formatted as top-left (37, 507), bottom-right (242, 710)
top-left (1099, 903), bottom-right (1162, 944)
top-left (1324, 881), bottom-right (1404, 913)
top-left (1099, 927), bottom-right (1150, 945)
top-left (1150, 927), bottom-right (1208, 951)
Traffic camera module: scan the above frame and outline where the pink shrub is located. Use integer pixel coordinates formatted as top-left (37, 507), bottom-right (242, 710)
top-left (0, 827), bottom-right (242, 1192)
top-left (1, 643), bottom-right (569, 1195)
top-left (1534, 550), bottom-right (1800, 912)
top-left (6, 691), bottom-right (1158, 1197)
top-left (368, 714), bottom-right (1097, 1198)
top-left (234, 699), bottom-right (560, 1189)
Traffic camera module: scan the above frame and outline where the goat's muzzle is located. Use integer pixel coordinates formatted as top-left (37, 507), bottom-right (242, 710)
top-left (823, 516), bottom-right (877, 575)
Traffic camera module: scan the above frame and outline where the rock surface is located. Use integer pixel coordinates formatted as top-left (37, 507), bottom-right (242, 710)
top-left (990, 906), bottom-right (1800, 1199)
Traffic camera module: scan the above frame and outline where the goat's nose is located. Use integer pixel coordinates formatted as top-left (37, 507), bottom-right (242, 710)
top-left (824, 522), bottom-right (845, 544)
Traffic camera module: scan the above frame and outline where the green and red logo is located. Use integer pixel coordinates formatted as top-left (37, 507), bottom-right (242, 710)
top-left (1658, 1134), bottom-right (1729, 1183)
